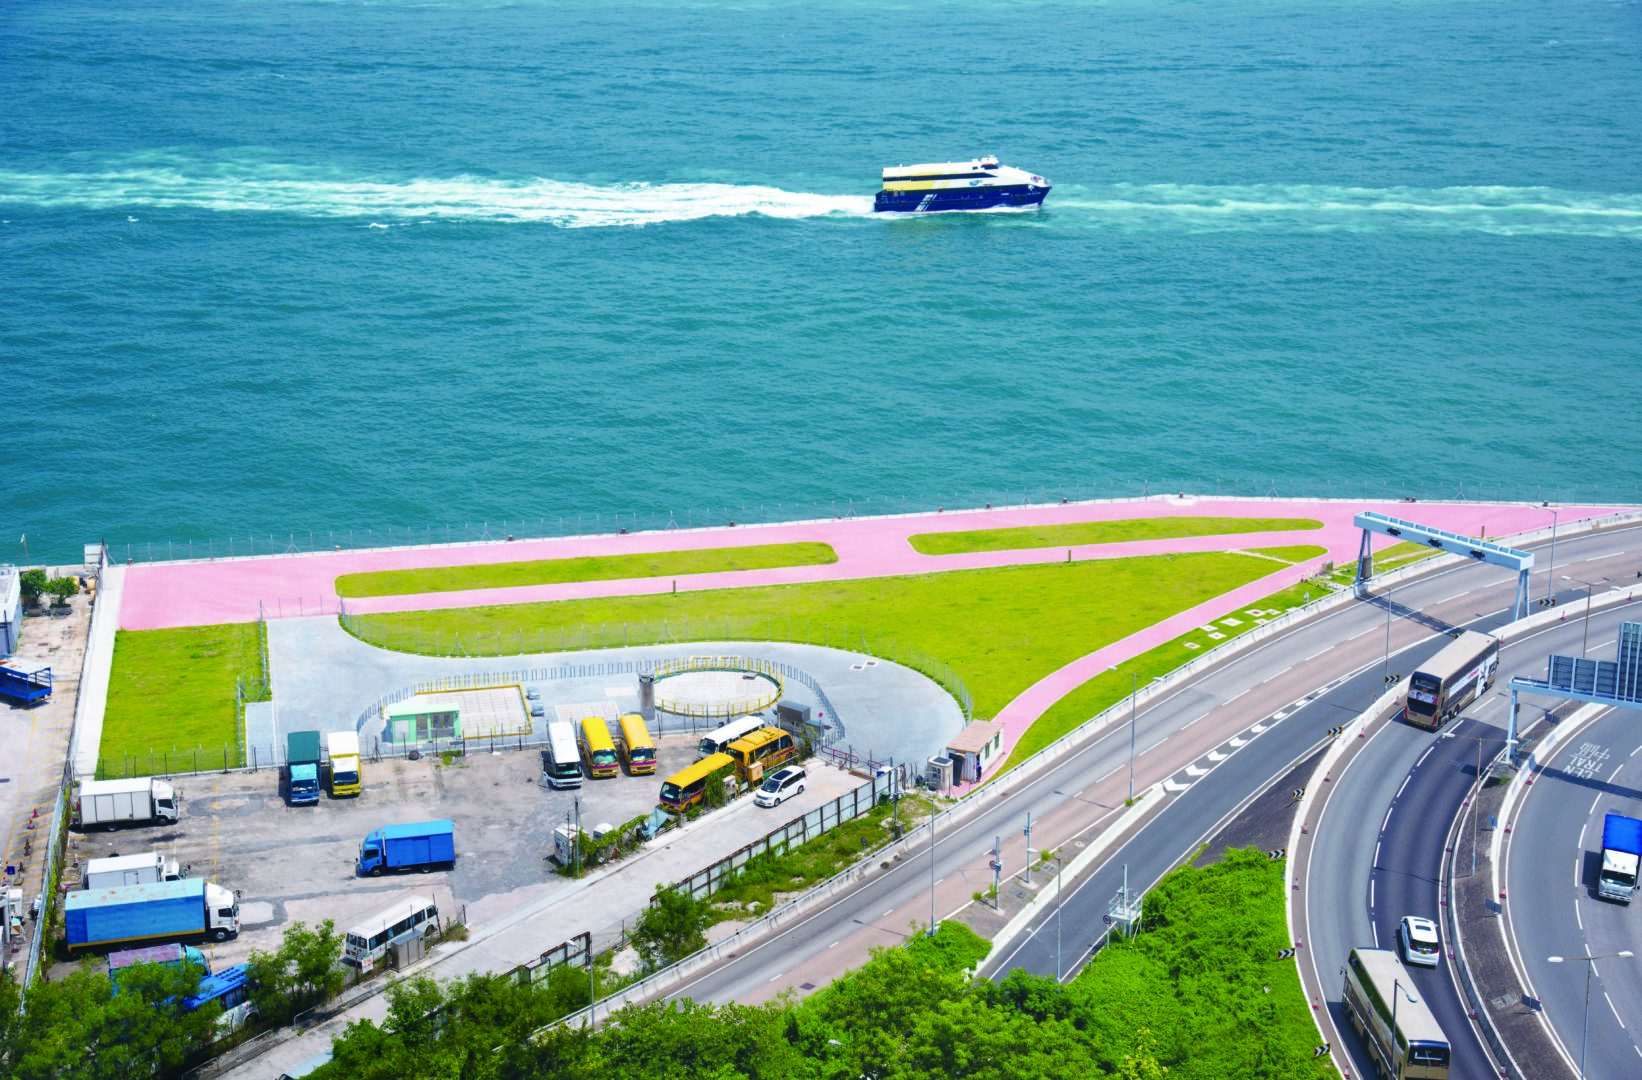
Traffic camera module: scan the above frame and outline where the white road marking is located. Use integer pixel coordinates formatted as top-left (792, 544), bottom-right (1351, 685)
top-left (1163, 778), bottom-right (1189, 793)
top-left (1186, 765), bottom-right (1209, 777)
top-left (828, 940), bottom-right (839, 949)
top-left (1208, 750), bottom-right (1228, 762)
top-left (881, 908), bottom-right (893, 918)
top-left (1382, 805), bottom-right (1394, 832)
top-left (1251, 723), bottom-right (1269, 733)
top-left (1229, 736), bottom-right (1248, 748)
top-left (1374, 841), bottom-right (1383, 863)
top-left (1395, 775), bottom-right (1412, 800)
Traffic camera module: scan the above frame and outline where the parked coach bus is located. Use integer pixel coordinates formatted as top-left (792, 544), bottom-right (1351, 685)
top-left (183, 963), bottom-right (255, 1033)
top-left (544, 720), bottom-right (583, 790)
top-left (619, 713), bottom-right (656, 775)
top-left (661, 753), bottom-right (734, 813)
top-left (1342, 947), bottom-right (1450, 1078)
top-left (726, 727), bottom-right (796, 782)
top-left (1404, 630), bottom-right (1499, 730)
top-left (698, 715), bottom-right (764, 759)
top-left (580, 716), bottom-right (619, 779)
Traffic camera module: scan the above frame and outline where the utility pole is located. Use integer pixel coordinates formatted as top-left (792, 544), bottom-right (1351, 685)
top-left (1128, 671), bottom-right (1138, 802)
top-left (1023, 811), bottom-right (1034, 886)
top-left (573, 795), bottom-right (582, 876)
top-left (928, 806), bottom-right (937, 936)
top-left (990, 835), bottom-right (1003, 909)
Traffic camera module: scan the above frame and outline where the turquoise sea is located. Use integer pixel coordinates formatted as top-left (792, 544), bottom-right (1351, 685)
top-left (4, 0), bottom-right (1640, 565)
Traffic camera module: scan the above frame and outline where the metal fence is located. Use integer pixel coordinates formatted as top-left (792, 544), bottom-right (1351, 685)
top-left (100, 478), bottom-right (1642, 567)
top-left (667, 771), bottom-right (897, 904)
top-left (22, 545), bottom-right (107, 986)
top-left (510, 930), bottom-right (594, 986)
top-left (340, 613), bottom-right (970, 723)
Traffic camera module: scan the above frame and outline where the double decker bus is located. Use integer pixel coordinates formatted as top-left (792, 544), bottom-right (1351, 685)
top-left (1404, 631), bottom-right (1499, 731)
top-left (1342, 947), bottom-right (1450, 1078)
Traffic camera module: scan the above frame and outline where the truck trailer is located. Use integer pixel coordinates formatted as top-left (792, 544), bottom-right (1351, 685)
top-left (0, 659), bottom-right (53, 703)
top-left (327, 730), bottom-right (362, 797)
top-left (76, 777), bottom-right (179, 830)
top-left (286, 730), bottom-right (322, 806)
top-left (108, 942), bottom-right (211, 984)
top-left (357, 820), bottom-right (456, 876)
top-left (84, 851), bottom-right (183, 890)
top-left (1599, 813), bottom-right (1642, 903)
top-left (65, 878), bottom-right (240, 953)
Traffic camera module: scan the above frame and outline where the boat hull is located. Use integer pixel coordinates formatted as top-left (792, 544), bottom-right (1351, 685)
top-left (873, 186), bottom-right (1049, 213)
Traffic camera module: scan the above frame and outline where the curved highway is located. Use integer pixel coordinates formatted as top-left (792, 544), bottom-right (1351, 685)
top-left (1508, 701), bottom-right (1642, 1078)
top-left (668, 524), bottom-right (1642, 1031)
top-left (1307, 553), bottom-right (1642, 1079)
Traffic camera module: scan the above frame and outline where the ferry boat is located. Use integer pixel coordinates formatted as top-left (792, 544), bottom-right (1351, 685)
top-left (874, 156), bottom-right (1051, 213)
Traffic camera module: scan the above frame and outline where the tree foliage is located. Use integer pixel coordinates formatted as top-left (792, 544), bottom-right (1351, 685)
top-left (0, 961), bottom-right (220, 1080)
top-left (630, 885), bottom-right (709, 970)
top-left (245, 919), bottom-right (346, 1025)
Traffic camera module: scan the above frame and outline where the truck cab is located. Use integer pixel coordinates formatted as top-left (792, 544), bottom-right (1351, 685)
top-left (327, 730), bottom-right (362, 797)
top-left (288, 763), bottom-right (321, 806)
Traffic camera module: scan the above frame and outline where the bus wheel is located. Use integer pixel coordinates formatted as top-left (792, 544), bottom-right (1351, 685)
top-left (214, 928), bottom-right (229, 942)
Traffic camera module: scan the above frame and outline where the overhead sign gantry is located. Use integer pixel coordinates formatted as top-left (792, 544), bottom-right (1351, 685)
top-left (1352, 511), bottom-right (1535, 621)
top-left (1507, 621), bottom-right (1642, 759)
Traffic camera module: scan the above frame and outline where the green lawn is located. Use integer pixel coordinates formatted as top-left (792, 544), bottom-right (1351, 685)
top-left (999, 572), bottom-right (1324, 772)
top-left (345, 547), bottom-right (1321, 725)
top-left (334, 541), bottom-right (839, 598)
top-left (907, 516), bottom-right (1322, 556)
top-left (100, 623), bottom-right (265, 778)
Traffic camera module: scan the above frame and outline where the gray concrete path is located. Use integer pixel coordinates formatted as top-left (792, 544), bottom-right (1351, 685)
top-left (266, 618), bottom-right (961, 770)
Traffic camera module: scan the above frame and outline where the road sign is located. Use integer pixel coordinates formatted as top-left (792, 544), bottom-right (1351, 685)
top-left (1276, 947), bottom-right (1296, 960)
top-left (1537, 597), bottom-right (1556, 608)
top-left (1312, 1044), bottom-right (1330, 1058)
top-left (1291, 787), bottom-right (1306, 801)
top-left (1384, 672), bottom-right (1402, 686)
top-left (1326, 725), bottom-right (1344, 738)
top-left (1267, 848), bottom-right (1286, 861)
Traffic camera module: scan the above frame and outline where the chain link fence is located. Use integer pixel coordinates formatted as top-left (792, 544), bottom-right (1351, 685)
top-left (340, 613), bottom-right (971, 723)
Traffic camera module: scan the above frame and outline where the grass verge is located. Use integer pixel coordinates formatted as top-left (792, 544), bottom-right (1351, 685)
top-left (334, 541), bottom-right (839, 598)
top-left (998, 570), bottom-right (1325, 773)
top-left (908, 516), bottom-right (1322, 555)
top-left (1067, 847), bottom-right (1333, 1078)
top-left (101, 623), bottom-right (262, 777)
top-left (709, 794), bottom-right (933, 923)
top-left (345, 548), bottom-right (1316, 722)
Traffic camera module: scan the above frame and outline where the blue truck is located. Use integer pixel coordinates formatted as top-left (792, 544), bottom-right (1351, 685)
top-left (0, 659), bottom-right (52, 704)
top-left (357, 820), bottom-right (456, 876)
top-left (65, 878), bottom-right (241, 953)
top-left (285, 730), bottom-right (322, 806)
top-left (1598, 812), bottom-right (1642, 903)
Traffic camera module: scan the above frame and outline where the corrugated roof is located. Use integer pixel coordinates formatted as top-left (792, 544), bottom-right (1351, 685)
top-left (946, 720), bottom-right (1003, 755)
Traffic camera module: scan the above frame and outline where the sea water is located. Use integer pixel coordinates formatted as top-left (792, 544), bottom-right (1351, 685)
top-left (3, 0), bottom-right (1639, 563)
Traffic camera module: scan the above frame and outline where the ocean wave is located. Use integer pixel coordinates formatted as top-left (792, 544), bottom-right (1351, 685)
top-left (1051, 182), bottom-right (1642, 238)
top-left (0, 162), bottom-right (873, 227)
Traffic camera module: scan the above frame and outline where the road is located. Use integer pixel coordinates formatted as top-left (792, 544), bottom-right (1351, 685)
top-left (670, 524), bottom-right (1642, 1015)
top-left (1306, 543), bottom-right (1642, 1079)
top-left (1508, 702), bottom-right (1642, 1079)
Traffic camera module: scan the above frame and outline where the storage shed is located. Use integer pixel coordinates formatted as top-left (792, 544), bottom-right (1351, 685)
top-left (385, 695), bottom-right (463, 744)
top-left (944, 720), bottom-right (1004, 784)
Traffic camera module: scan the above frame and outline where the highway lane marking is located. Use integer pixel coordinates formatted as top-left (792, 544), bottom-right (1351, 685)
top-left (1395, 774), bottom-right (1412, 800)
top-left (828, 940), bottom-right (839, 949)
top-left (1381, 804), bottom-right (1394, 832)
top-left (1229, 736), bottom-right (1248, 748)
top-left (881, 907), bottom-right (893, 918)
top-left (1208, 750), bottom-right (1228, 762)
top-left (1251, 722), bottom-right (1268, 733)
top-left (1606, 990), bottom-right (1625, 1029)
top-left (1575, 892), bottom-right (1583, 930)
top-left (1185, 765), bottom-right (1209, 777)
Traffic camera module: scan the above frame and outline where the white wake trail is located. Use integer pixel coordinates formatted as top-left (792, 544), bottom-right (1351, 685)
top-left (0, 163), bottom-right (873, 227)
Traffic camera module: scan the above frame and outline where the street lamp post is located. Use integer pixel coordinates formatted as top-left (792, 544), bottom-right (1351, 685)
top-left (1128, 671), bottom-right (1138, 802)
top-left (1548, 950), bottom-right (1635, 1079)
top-left (1441, 730), bottom-right (1496, 876)
top-left (1560, 575), bottom-right (1598, 657)
top-left (1055, 852), bottom-right (1064, 982)
top-left (1544, 504), bottom-right (1560, 602)
top-left (1390, 978), bottom-right (1419, 1075)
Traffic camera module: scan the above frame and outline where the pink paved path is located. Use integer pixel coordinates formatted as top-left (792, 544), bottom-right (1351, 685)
top-left (120, 496), bottom-right (1611, 631)
top-left (118, 496), bottom-right (1624, 786)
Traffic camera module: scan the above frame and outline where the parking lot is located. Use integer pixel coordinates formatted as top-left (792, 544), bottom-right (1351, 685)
top-left (58, 733), bottom-right (706, 973)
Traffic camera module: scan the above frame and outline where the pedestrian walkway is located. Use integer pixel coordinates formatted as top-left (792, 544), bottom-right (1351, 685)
top-left (118, 496), bottom-right (1618, 632)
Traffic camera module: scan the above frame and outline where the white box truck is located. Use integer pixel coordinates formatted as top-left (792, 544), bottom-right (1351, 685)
top-left (76, 778), bottom-right (179, 830)
top-left (84, 852), bottom-right (183, 890)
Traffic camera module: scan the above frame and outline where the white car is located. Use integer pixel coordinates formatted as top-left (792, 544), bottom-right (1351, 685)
top-left (755, 766), bottom-right (806, 808)
top-left (1399, 915), bottom-right (1440, 968)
